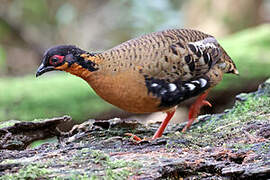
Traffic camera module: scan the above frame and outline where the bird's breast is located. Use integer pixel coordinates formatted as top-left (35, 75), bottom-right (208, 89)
top-left (85, 70), bottom-right (168, 113)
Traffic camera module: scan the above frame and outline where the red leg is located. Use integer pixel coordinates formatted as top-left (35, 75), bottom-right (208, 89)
top-left (152, 110), bottom-right (176, 139)
top-left (182, 90), bottom-right (212, 132)
top-left (126, 109), bottom-right (176, 142)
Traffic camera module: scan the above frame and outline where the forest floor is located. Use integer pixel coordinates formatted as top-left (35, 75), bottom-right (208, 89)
top-left (0, 79), bottom-right (270, 179)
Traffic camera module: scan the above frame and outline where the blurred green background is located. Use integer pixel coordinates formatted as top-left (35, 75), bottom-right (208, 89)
top-left (0, 0), bottom-right (270, 123)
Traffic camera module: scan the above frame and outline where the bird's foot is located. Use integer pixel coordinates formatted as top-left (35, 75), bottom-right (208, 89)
top-left (125, 109), bottom-right (176, 142)
top-left (182, 91), bottom-right (212, 132)
top-left (125, 133), bottom-right (154, 143)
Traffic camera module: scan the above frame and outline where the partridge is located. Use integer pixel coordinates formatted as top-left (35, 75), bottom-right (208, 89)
top-left (36, 29), bottom-right (238, 141)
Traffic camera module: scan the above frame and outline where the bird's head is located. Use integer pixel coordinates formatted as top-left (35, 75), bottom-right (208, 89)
top-left (36, 45), bottom-right (98, 77)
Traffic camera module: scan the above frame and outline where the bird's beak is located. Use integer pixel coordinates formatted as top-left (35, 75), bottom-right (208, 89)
top-left (36, 63), bottom-right (55, 77)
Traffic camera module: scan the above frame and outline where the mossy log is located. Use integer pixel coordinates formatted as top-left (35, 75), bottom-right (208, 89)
top-left (0, 79), bottom-right (269, 179)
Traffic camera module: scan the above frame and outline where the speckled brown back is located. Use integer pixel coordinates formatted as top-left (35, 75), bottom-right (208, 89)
top-left (99, 29), bottom-right (216, 80)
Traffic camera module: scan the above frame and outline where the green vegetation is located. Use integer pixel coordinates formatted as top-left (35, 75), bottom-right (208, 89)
top-left (0, 45), bottom-right (6, 73)
top-left (217, 24), bottom-right (270, 90)
top-left (0, 74), bottom-right (114, 122)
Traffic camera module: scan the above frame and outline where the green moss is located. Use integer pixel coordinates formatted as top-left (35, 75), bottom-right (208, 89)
top-left (89, 150), bottom-right (141, 179)
top-left (0, 164), bottom-right (50, 180)
top-left (60, 149), bottom-right (141, 179)
top-left (30, 148), bottom-right (142, 179)
top-left (52, 174), bottom-right (90, 180)
top-left (90, 149), bottom-right (141, 169)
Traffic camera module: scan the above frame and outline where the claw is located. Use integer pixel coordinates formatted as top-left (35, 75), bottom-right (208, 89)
top-left (202, 100), bottom-right (212, 107)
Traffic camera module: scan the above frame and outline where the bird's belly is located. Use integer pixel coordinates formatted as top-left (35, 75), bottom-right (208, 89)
top-left (86, 71), bottom-right (168, 113)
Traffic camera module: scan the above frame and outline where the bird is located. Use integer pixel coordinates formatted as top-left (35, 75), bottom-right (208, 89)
top-left (36, 28), bottom-right (238, 142)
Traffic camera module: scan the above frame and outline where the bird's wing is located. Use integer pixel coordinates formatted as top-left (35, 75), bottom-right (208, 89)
top-left (143, 36), bottom-right (223, 107)
top-left (150, 36), bottom-right (221, 81)
top-left (186, 36), bottom-right (221, 74)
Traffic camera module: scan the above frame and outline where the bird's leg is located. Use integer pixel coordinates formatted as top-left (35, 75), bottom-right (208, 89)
top-left (152, 110), bottom-right (176, 139)
top-left (126, 109), bottom-right (176, 142)
top-left (182, 90), bottom-right (212, 132)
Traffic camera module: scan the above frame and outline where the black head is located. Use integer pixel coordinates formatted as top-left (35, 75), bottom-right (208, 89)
top-left (36, 45), bottom-right (86, 77)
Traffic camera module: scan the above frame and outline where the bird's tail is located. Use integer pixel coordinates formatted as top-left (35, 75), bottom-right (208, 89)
top-left (219, 47), bottom-right (239, 75)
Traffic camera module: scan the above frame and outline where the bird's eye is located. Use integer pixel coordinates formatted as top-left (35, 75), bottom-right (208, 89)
top-left (49, 55), bottom-right (64, 66)
top-left (52, 57), bottom-right (58, 63)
